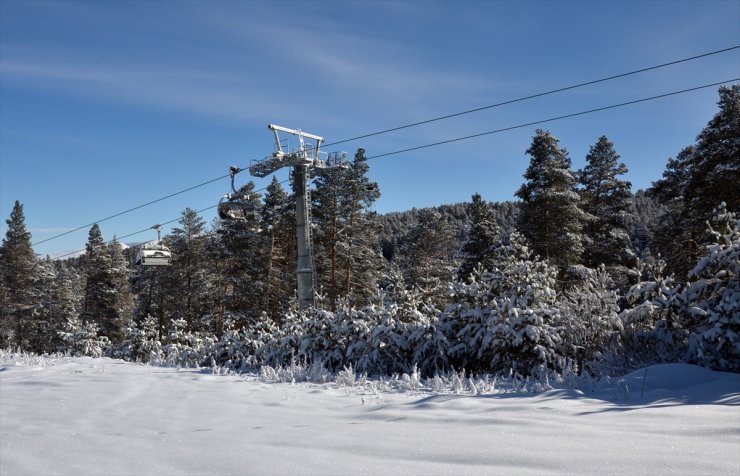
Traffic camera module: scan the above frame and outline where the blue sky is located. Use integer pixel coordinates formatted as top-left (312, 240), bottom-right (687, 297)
top-left (1, 0), bottom-right (738, 257)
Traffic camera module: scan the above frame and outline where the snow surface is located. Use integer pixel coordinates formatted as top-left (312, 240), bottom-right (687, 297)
top-left (1, 357), bottom-right (739, 475)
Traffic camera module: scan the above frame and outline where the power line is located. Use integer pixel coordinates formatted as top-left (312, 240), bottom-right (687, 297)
top-left (31, 45), bottom-right (740, 248)
top-left (325, 45), bottom-right (740, 147)
top-left (366, 78), bottom-right (739, 160)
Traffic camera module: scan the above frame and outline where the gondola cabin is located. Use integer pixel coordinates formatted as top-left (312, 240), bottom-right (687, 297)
top-left (218, 197), bottom-right (259, 222)
top-left (135, 242), bottom-right (172, 266)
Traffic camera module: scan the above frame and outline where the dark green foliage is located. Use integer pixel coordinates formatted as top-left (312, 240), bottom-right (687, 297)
top-left (649, 85), bottom-right (740, 278)
top-left (166, 208), bottom-right (211, 331)
top-left (312, 148), bottom-right (384, 310)
top-left (79, 225), bottom-right (132, 344)
top-left (0, 201), bottom-right (38, 350)
top-left (260, 177), bottom-right (296, 323)
top-left (577, 136), bottom-right (636, 273)
top-left (516, 129), bottom-right (587, 271)
top-left (457, 193), bottom-right (502, 281)
top-left (398, 208), bottom-right (458, 305)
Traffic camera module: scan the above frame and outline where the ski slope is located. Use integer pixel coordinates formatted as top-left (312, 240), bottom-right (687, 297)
top-left (1, 355), bottom-right (739, 475)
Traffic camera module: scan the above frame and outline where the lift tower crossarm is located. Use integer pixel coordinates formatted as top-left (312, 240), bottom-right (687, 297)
top-left (268, 124), bottom-right (324, 146)
top-left (250, 125), bottom-right (326, 178)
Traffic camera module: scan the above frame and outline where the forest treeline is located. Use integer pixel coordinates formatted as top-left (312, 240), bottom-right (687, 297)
top-left (1, 86), bottom-right (737, 377)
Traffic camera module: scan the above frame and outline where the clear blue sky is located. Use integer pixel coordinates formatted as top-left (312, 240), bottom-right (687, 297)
top-left (1, 0), bottom-right (738, 257)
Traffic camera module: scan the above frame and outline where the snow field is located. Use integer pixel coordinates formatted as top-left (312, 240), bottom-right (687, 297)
top-left (1, 357), bottom-right (739, 475)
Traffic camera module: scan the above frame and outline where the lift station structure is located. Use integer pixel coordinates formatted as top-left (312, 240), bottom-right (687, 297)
top-left (248, 124), bottom-right (347, 309)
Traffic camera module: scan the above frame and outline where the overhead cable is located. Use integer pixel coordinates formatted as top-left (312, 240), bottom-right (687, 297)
top-left (31, 45), bottom-right (739, 247)
top-left (325, 45), bottom-right (740, 147)
top-left (52, 78), bottom-right (737, 258)
top-left (366, 78), bottom-right (739, 160)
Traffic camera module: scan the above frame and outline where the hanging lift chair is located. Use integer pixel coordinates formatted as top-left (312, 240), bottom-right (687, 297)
top-left (217, 166), bottom-right (259, 222)
top-left (135, 224), bottom-right (172, 266)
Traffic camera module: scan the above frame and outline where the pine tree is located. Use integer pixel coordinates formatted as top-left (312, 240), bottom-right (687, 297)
top-left (79, 225), bottom-right (131, 344)
top-left (398, 208), bottom-right (458, 305)
top-left (516, 129), bottom-right (587, 273)
top-left (107, 238), bottom-right (134, 344)
top-left (458, 193), bottom-right (501, 281)
top-left (216, 181), bottom-right (268, 322)
top-left (0, 201), bottom-right (38, 350)
top-left (685, 85), bottom-right (740, 223)
top-left (167, 208), bottom-right (210, 331)
top-left (648, 146), bottom-right (696, 275)
top-left (577, 136), bottom-right (636, 282)
top-left (261, 177), bottom-right (296, 322)
top-left (685, 203), bottom-right (739, 372)
top-left (649, 86), bottom-right (740, 277)
top-left (312, 148), bottom-right (383, 310)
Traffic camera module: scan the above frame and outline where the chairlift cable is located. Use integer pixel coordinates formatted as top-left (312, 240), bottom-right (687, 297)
top-left (324, 45), bottom-right (740, 147)
top-left (366, 78), bottom-right (740, 160)
top-left (31, 44), bottom-right (739, 248)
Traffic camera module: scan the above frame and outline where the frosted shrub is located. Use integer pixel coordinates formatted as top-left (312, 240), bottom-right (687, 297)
top-left (685, 203), bottom-right (740, 372)
top-left (58, 316), bottom-right (104, 358)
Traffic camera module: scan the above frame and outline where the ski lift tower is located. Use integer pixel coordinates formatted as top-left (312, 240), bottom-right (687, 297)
top-left (249, 124), bottom-right (347, 309)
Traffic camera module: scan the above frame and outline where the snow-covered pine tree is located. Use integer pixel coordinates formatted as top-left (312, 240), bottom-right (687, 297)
top-left (442, 231), bottom-right (564, 376)
top-left (260, 177), bottom-right (296, 323)
top-left (558, 265), bottom-right (623, 373)
top-left (59, 314), bottom-right (104, 358)
top-left (577, 136), bottom-right (636, 284)
top-left (107, 238), bottom-right (134, 344)
top-left (216, 181), bottom-right (268, 322)
top-left (649, 86), bottom-right (739, 278)
top-left (620, 256), bottom-right (687, 365)
top-left (683, 86), bottom-right (739, 238)
top-left (648, 146), bottom-right (696, 275)
top-left (516, 129), bottom-right (588, 277)
top-left (458, 193), bottom-right (502, 281)
top-left (34, 257), bottom-right (65, 353)
top-left (685, 203), bottom-right (739, 372)
top-left (0, 201), bottom-right (39, 351)
top-left (398, 208), bottom-right (458, 306)
top-left (167, 208), bottom-right (210, 332)
top-left (312, 149), bottom-right (383, 310)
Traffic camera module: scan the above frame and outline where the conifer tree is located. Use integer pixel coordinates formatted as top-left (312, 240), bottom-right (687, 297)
top-left (80, 225), bottom-right (130, 343)
top-left (650, 86), bottom-right (739, 277)
top-left (216, 181), bottom-right (267, 322)
top-left (458, 193), bottom-right (501, 281)
top-left (107, 238), bottom-right (134, 343)
top-left (648, 146), bottom-right (696, 274)
top-left (0, 201), bottom-right (38, 350)
top-left (516, 129), bottom-right (587, 272)
top-left (398, 208), bottom-right (458, 304)
top-left (577, 136), bottom-right (636, 278)
top-left (168, 208), bottom-right (210, 331)
top-left (312, 148), bottom-right (383, 310)
top-left (261, 177), bottom-right (296, 322)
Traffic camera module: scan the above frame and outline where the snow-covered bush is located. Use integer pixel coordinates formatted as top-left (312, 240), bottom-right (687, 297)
top-left (441, 232), bottom-right (564, 376)
top-left (558, 265), bottom-right (623, 373)
top-left (58, 316), bottom-right (105, 358)
top-left (685, 203), bottom-right (739, 372)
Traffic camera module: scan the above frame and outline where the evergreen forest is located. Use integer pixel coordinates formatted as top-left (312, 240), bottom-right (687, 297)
top-left (1, 85), bottom-right (738, 378)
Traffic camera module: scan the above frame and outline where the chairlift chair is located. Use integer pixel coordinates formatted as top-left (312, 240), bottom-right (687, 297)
top-left (217, 166), bottom-right (260, 222)
top-left (218, 195), bottom-right (259, 221)
top-left (135, 224), bottom-right (172, 266)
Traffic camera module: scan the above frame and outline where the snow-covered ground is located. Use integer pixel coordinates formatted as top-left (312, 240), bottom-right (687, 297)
top-left (1, 355), bottom-right (739, 475)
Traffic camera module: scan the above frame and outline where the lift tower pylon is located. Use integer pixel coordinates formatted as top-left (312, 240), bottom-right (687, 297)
top-left (248, 124), bottom-right (346, 310)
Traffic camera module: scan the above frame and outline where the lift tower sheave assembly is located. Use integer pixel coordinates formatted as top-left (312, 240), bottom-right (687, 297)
top-left (248, 124), bottom-right (345, 310)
